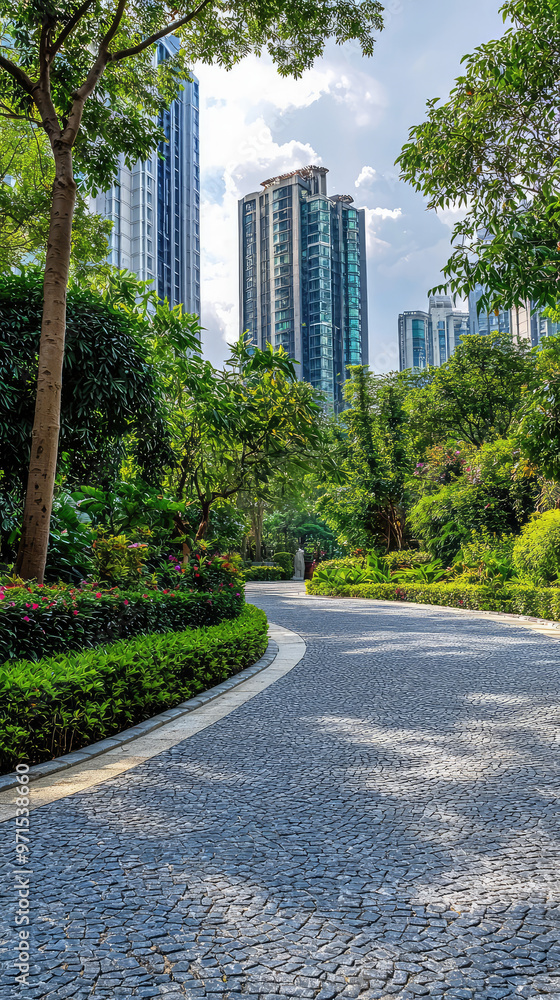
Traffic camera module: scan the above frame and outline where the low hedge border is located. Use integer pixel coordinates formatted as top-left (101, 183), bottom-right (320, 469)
top-left (0, 603), bottom-right (267, 772)
top-left (306, 579), bottom-right (560, 620)
top-left (0, 585), bottom-right (243, 663)
top-left (244, 565), bottom-right (287, 581)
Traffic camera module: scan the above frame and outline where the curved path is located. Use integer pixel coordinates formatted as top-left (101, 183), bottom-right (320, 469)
top-left (1, 584), bottom-right (560, 1000)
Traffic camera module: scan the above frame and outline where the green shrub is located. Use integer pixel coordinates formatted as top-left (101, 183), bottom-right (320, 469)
top-left (409, 440), bottom-right (538, 563)
top-left (0, 582), bottom-right (243, 662)
top-left (0, 604), bottom-right (268, 771)
top-left (453, 530), bottom-right (517, 585)
top-left (273, 552), bottom-right (293, 576)
top-left (243, 564), bottom-right (285, 581)
top-left (306, 577), bottom-right (560, 621)
top-left (383, 550), bottom-right (430, 568)
top-left (312, 553), bottom-right (446, 587)
top-left (513, 511), bottom-right (560, 585)
top-left (92, 532), bottom-right (150, 585)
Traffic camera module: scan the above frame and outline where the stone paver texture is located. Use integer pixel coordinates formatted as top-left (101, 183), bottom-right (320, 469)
top-left (1, 586), bottom-right (560, 1000)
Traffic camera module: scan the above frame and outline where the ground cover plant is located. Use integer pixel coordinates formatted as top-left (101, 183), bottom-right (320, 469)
top-left (0, 604), bottom-right (268, 772)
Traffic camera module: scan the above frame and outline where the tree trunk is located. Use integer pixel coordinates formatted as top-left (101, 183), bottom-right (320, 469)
top-left (16, 144), bottom-right (77, 583)
top-left (252, 501), bottom-right (264, 562)
top-left (195, 501), bottom-right (211, 541)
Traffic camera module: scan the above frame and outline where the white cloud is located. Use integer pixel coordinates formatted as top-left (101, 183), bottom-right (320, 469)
top-left (366, 206), bottom-right (402, 221)
top-left (196, 56), bottom-right (331, 361)
top-left (194, 54), bottom-right (389, 363)
top-left (435, 202), bottom-right (468, 230)
top-left (355, 165), bottom-right (378, 188)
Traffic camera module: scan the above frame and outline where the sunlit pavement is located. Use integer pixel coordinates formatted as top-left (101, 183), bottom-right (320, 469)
top-left (1, 583), bottom-right (560, 999)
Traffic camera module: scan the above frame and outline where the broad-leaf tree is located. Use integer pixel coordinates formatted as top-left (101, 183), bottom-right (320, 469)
top-left (406, 333), bottom-right (537, 449)
top-left (0, 270), bottom-right (172, 542)
top-left (0, 117), bottom-right (111, 273)
top-left (317, 368), bottom-right (413, 551)
top-left (397, 0), bottom-right (560, 315)
top-left (156, 334), bottom-right (324, 541)
top-left (1, 0), bottom-right (384, 582)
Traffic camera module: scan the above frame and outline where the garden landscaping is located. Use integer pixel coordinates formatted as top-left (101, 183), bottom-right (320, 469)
top-left (307, 577), bottom-right (560, 620)
top-left (0, 593), bottom-right (267, 773)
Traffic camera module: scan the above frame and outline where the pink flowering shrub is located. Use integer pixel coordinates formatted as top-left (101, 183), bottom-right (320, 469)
top-left (0, 580), bottom-right (243, 664)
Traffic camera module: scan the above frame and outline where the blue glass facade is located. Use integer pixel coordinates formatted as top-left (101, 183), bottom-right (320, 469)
top-left (239, 167), bottom-right (368, 410)
top-left (92, 38), bottom-right (200, 317)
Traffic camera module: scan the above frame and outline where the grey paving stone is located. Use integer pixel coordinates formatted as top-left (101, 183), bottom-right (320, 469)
top-left (1, 591), bottom-right (559, 1000)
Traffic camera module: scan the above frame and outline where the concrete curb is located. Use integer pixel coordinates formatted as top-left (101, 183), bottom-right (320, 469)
top-left (0, 638), bottom-right (279, 793)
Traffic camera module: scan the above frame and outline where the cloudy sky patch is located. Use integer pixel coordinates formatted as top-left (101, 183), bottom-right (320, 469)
top-left (196, 1), bottom-right (506, 371)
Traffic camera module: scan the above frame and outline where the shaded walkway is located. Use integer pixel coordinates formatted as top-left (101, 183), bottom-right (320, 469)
top-left (1, 585), bottom-right (560, 999)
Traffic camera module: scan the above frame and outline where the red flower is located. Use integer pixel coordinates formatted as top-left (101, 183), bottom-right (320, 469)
top-left (23, 616), bottom-right (30, 622)
top-left (95, 592), bottom-right (102, 598)
top-left (124, 600), bottom-right (129, 606)
top-left (32, 603), bottom-right (39, 610)
top-left (73, 610), bottom-right (79, 616)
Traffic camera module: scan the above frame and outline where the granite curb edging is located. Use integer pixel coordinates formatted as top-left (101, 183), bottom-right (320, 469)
top-left (0, 637), bottom-right (279, 794)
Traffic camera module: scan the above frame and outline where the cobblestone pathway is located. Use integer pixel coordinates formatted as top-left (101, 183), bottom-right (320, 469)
top-left (1, 585), bottom-right (560, 1000)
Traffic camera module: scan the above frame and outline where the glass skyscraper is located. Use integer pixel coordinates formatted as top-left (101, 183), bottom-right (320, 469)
top-left (398, 296), bottom-right (469, 371)
top-left (91, 37), bottom-right (200, 315)
top-left (238, 165), bottom-right (368, 409)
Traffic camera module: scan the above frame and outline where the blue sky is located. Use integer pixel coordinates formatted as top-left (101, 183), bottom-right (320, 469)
top-left (195, 0), bottom-right (507, 371)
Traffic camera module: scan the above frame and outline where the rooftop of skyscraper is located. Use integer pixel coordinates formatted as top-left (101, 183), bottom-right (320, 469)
top-left (260, 165), bottom-right (328, 188)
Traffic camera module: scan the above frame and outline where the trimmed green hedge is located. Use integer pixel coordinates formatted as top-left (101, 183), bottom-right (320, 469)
top-left (273, 552), bottom-right (294, 576)
top-left (0, 604), bottom-right (268, 772)
top-left (306, 579), bottom-right (560, 620)
top-left (244, 564), bottom-right (286, 581)
top-left (0, 584), bottom-right (243, 663)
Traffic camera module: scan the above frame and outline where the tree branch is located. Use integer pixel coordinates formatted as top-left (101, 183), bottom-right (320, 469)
top-left (109, 0), bottom-right (214, 61)
top-left (0, 53), bottom-right (35, 95)
top-left (50, 0), bottom-right (97, 59)
top-left (63, 0), bottom-right (127, 144)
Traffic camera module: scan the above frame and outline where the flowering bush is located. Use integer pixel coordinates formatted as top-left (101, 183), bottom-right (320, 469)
top-left (91, 531), bottom-right (150, 585)
top-left (155, 547), bottom-right (243, 592)
top-left (0, 580), bottom-right (243, 663)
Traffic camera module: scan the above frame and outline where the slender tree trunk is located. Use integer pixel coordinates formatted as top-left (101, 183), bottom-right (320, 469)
top-left (252, 501), bottom-right (264, 562)
top-left (195, 501), bottom-right (211, 541)
top-left (16, 143), bottom-right (77, 583)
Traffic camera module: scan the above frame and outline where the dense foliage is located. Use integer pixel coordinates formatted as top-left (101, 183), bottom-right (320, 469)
top-left (0, 270), bottom-right (169, 515)
top-left (397, 0), bottom-right (560, 313)
top-left (0, 604), bottom-right (267, 771)
top-left (0, 580), bottom-right (243, 663)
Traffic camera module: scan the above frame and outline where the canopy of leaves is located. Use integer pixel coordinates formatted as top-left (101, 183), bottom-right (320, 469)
top-left (0, 0), bottom-right (383, 196)
top-left (155, 334), bottom-right (324, 536)
top-left (397, 0), bottom-right (560, 312)
top-left (0, 117), bottom-right (111, 272)
top-left (406, 333), bottom-right (536, 448)
top-left (316, 368), bottom-right (414, 550)
top-left (408, 437), bottom-right (539, 563)
top-left (0, 269), bottom-right (170, 500)
top-left (520, 333), bottom-right (560, 480)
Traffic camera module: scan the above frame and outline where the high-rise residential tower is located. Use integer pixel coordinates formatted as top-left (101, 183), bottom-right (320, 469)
top-left (238, 165), bottom-right (368, 409)
top-left (398, 296), bottom-right (469, 371)
top-left (91, 37), bottom-right (200, 315)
